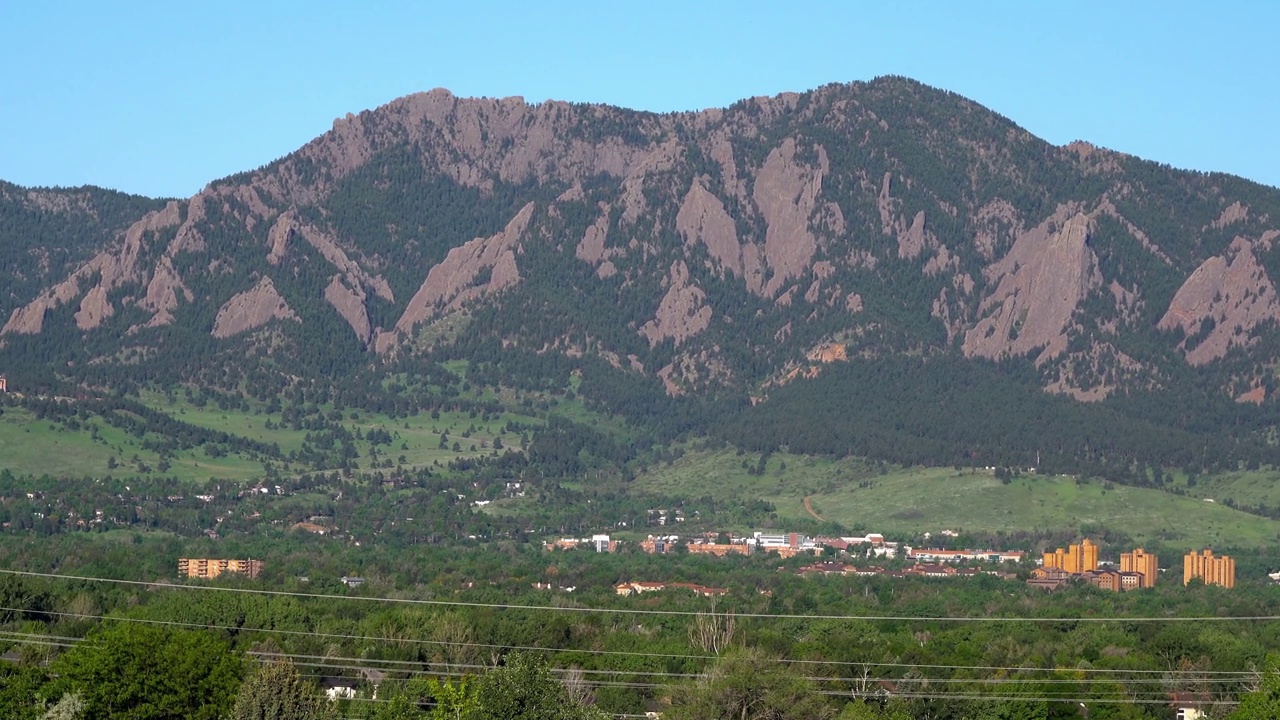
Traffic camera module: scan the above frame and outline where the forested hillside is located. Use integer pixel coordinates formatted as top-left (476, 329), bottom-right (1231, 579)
top-left (6, 76), bottom-right (1280, 476)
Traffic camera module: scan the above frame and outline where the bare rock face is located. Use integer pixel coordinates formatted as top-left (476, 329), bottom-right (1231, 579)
top-left (878, 173), bottom-right (937, 261)
top-left (384, 203), bottom-right (535, 351)
top-left (137, 256), bottom-right (193, 328)
top-left (266, 212), bottom-right (293, 265)
top-left (2, 201), bottom-right (184, 334)
top-left (575, 205), bottom-right (611, 264)
top-left (640, 261), bottom-right (713, 347)
top-left (1211, 201), bottom-right (1249, 230)
top-left (676, 178), bottom-right (763, 291)
top-left (324, 276), bottom-right (373, 345)
top-left (211, 277), bottom-right (298, 338)
top-left (74, 285), bottom-right (114, 329)
top-left (1158, 237), bottom-right (1280, 365)
top-left (754, 139), bottom-right (826, 296)
top-left (290, 213), bottom-right (394, 302)
top-left (963, 210), bottom-right (1101, 363)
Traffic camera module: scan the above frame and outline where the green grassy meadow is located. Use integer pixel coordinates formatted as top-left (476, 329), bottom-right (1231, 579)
top-left (632, 449), bottom-right (1280, 548)
top-left (0, 392), bottom-right (538, 484)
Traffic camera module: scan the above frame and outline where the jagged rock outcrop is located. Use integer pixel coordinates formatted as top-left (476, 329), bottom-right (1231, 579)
top-left (8, 77), bottom-right (1280, 406)
top-left (211, 277), bottom-right (298, 338)
top-left (676, 178), bottom-right (760, 290)
top-left (879, 173), bottom-right (936, 261)
top-left (964, 210), bottom-right (1101, 363)
top-left (1158, 236), bottom-right (1280, 365)
top-left (754, 139), bottom-right (826, 296)
top-left (2, 200), bottom-right (184, 334)
top-left (640, 261), bottom-right (713, 347)
top-left (381, 203), bottom-right (535, 352)
top-left (324, 276), bottom-right (373, 345)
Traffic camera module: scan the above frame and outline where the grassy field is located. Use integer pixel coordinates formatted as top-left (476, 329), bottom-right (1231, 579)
top-left (0, 405), bottom-right (269, 482)
top-left (632, 449), bottom-right (1280, 548)
top-left (0, 393), bottom-right (539, 484)
top-left (1167, 468), bottom-right (1280, 510)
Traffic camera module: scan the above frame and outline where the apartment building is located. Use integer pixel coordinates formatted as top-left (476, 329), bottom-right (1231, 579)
top-left (177, 558), bottom-right (263, 579)
top-left (1184, 550), bottom-right (1235, 589)
top-left (1120, 548), bottom-right (1159, 588)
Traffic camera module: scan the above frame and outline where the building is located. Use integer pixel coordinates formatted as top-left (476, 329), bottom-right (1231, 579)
top-left (1043, 538), bottom-right (1098, 574)
top-left (687, 542), bottom-right (752, 557)
top-left (614, 581), bottom-right (727, 597)
top-left (640, 535), bottom-right (678, 554)
top-left (1184, 550), bottom-right (1235, 588)
top-left (321, 677), bottom-right (357, 700)
top-left (1120, 548), bottom-right (1159, 588)
top-left (908, 548), bottom-right (1025, 564)
top-left (1027, 567), bottom-right (1073, 591)
top-left (0, 376), bottom-right (7, 393)
top-left (177, 558), bottom-right (263, 579)
top-left (544, 535), bottom-right (619, 552)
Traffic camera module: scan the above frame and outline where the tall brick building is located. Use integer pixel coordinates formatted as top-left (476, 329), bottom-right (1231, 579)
top-left (1043, 538), bottom-right (1098, 574)
top-left (1184, 550), bottom-right (1234, 589)
top-left (178, 558), bottom-right (263, 579)
top-left (1120, 548), bottom-right (1159, 588)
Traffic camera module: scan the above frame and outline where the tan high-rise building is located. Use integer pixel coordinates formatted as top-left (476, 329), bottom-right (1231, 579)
top-left (1120, 548), bottom-right (1159, 588)
top-left (1043, 538), bottom-right (1099, 574)
top-left (1184, 550), bottom-right (1234, 589)
top-left (178, 558), bottom-right (263, 579)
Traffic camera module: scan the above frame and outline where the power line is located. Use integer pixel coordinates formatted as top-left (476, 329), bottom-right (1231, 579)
top-left (1, 567), bottom-right (1273, 623)
top-left (0, 634), bottom-right (1247, 712)
top-left (0, 626), bottom-right (1258, 689)
top-left (0, 606), bottom-right (1261, 680)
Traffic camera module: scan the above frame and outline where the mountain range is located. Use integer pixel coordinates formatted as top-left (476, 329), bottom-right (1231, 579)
top-left (5, 76), bottom-right (1280, 473)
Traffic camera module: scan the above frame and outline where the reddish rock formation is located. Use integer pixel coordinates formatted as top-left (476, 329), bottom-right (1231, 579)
top-left (2, 200), bottom-right (183, 334)
top-left (137, 256), bottom-right (192, 328)
top-left (676, 178), bottom-right (760, 290)
top-left (575, 204), bottom-right (611, 265)
top-left (383, 202), bottom-right (535, 352)
top-left (211, 277), bottom-right (298, 338)
top-left (754, 139), bottom-right (826, 295)
top-left (1211, 201), bottom-right (1249, 230)
top-left (1158, 237), bottom-right (1280, 365)
top-left (74, 286), bottom-right (114, 330)
top-left (640, 261), bottom-right (713, 347)
top-left (324, 276), bottom-right (373, 345)
top-left (963, 209), bottom-right (1101, 363)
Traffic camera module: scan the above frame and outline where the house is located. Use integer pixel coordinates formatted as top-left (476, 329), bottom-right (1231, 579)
top-left (340, 576), bottom-right (365, 588)
top-left (291, 522), bottom-right (329, 535)
top-left (668, 582), bottom-right (729, 597)
top-left (614, 581), bottom-right (727, 597)
top-left (797, 562), bottom-right (856, 576)
top-left (1169, 692), bottom-right (1209, 719)
top-left (615, 581), bottom-right (666, 596)
top-left (320, 677), bottom-right (357, 700)
top-left (0, 377), bottom-right (7, 393)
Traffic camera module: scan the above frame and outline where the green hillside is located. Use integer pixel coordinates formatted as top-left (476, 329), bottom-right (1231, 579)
top-left (632, 449), bottom-right (1280, 548)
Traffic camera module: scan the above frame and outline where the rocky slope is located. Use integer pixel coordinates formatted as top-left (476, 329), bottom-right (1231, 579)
top-left (4, 77), bottom-right (1280, 406)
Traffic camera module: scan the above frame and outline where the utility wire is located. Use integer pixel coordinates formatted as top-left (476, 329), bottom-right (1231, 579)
top-left (0, 606), bottom-right (1261, 678)
top-left (1, 568), bottom-right (1271, 623)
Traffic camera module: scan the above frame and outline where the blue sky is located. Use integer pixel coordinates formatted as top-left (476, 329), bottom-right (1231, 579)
top-left (2, 1), bottom-right (1277, 198)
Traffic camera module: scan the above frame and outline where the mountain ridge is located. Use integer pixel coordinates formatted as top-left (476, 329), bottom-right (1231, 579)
top-left (4, 76), bottom-right (1280, 418)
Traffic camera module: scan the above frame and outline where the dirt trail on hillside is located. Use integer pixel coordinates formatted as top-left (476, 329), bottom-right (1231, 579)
top-left (803, 496), bottom-right (824, 522)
